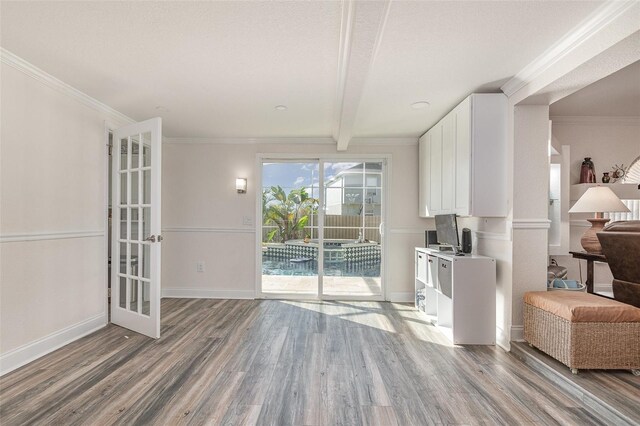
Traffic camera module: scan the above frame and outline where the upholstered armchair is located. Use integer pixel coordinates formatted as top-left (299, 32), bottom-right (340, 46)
top-left (597, 220), bottom-right (640, 308)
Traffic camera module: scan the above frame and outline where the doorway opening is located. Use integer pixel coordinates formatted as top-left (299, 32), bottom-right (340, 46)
top-left (258, 158), bottom-right (387, 300)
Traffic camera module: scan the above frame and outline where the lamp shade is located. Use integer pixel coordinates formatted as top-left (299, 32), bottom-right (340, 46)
top-left (568, 186), bottom-right (630, 214)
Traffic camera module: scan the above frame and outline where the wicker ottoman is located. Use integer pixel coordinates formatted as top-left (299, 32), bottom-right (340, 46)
top-left (523, 291), bottom-right (640, 375)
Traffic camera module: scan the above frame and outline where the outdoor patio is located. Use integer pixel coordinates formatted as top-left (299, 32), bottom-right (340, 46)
top-left (262, 275), bottom-right (382, 296)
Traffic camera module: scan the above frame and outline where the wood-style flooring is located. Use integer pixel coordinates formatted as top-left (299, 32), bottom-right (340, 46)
top-left (1, 299), bottom-right (636, 425)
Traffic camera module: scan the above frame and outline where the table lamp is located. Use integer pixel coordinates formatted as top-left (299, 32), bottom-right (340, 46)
top-left (568, 186), bottom-right (630, 253)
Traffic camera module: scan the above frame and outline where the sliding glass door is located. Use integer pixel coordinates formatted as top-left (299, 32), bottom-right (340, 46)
top-left (261, 161), bottom-right (319, 295)
top-left (322, 162), bottom-right (383, 297)
top-left (260, 158), bottom-right (385, 299)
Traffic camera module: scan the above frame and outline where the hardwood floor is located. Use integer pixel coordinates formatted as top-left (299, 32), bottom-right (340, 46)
top-left (1, 299), bottom-right (634, 425)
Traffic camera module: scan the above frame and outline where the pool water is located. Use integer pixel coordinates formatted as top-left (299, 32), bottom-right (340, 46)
top-left (262, 257), bottom-right (380, 277)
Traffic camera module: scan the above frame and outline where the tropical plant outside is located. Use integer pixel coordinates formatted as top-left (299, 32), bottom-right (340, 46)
top-left (263, 186), bottom-right (318, 243)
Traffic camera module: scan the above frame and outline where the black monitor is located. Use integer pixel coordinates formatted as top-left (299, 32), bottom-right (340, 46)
top-left (435, 214), bottom-right (460, 251)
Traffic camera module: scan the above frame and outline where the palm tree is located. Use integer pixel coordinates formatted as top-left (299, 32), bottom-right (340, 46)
top-left (263, 186), bottom-right (317, 243)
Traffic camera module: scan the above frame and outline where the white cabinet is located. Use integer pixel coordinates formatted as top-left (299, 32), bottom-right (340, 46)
top-left (418, 93), bottom-right (507, 218)
top-left (429, 124), bottom-right (442, 213)
top-left (414, 248), bottom-right (496, 345)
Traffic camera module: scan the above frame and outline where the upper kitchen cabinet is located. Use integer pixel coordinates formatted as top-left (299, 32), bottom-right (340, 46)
top-left (418, 94), bottom-right (507, 218)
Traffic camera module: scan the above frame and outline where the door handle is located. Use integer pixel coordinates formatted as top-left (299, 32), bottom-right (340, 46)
top-left (145, 235), bottom-right (163, 243)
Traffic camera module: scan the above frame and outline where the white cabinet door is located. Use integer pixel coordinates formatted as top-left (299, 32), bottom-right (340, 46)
top-left (454, 98), bottom-right (471, 215)
top-left (441, 114), bottom-right (455, 212)
top-left (418, 132), bottom-right (430, 217)
top-left (429, 123), bottom-right (443, 214)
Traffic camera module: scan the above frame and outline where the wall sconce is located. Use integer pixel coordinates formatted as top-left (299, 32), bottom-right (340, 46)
top-left (236, 178), bottom-right (247, 194)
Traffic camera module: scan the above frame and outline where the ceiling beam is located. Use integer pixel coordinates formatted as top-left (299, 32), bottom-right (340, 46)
top-left (333, 0), bottom-right (391, 151)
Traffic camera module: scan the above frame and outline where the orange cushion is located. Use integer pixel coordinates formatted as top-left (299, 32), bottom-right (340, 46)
top-left (524, 291), bottom-right (640, 323)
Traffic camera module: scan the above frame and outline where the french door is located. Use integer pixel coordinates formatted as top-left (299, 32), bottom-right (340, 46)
top-left (111, 118), bottom-right (162, 338)
top-left (259, 158), bottom-right (386, 300)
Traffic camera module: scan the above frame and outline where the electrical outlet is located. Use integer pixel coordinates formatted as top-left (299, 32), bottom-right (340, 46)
top-left (243, 216), bottom-right (253, 226)
top-left (196, 261), bottom-right (205, 273)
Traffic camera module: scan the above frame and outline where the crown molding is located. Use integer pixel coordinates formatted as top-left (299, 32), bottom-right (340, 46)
top-left (350, 137), bottom-right (418, 146)
top-left (164, 136), bottom-right (417, 146)
top-left (163, 137), bottom-right (336, 145)
top-left (550, 116), bottom-right (640, 126)
top-left (1, 48), bottom-right (134, 126)
top-left (501, 1), bottom-right (638, 98)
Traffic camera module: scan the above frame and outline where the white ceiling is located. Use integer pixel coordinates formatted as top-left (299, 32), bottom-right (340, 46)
top-left (550, 60), bottom-right (640, 117)
top-left (1, 1), bottom-right (605, 140)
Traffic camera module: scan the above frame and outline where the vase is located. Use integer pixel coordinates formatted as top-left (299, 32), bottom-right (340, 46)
top-left (602, 172), bottom-right (610, 183)
top-left (580, 157), bottom-right (596, 183)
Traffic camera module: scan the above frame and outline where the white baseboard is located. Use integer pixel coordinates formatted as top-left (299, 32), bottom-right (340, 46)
top-left (0, 313), bottom-right (107, 376)
top-left (162, 288), bottom-right (255, 299)
top-left (496, 326), bottom-right (511, 351)
top-left (510, 325), bottom-right (524, 342)
top-left (388, 292), bottom-right (414, 303)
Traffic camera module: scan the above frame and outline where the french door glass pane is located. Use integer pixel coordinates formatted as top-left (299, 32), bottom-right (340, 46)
top-left (142, 281), bottom-right (150, 316)
top-left (261, 162), bottom-right (319, 295)
top-left (322, 162), bottom-right (382, 297)
top-left (119, 138), bottom-right (128, 170)
top-left (142, 244), bottom-right (151, 279)
top-left (142, 132), bottom-right (152, 167)
top-left (119, 277), bottom-right (127, 309)
top-left (129, 279), bottom-right (139, 312)
top-left (131, 171), bottom-right (139, 204)
top-left (143, 170), bottom-right (151, 204)
top-left (120, 172), bottom-right (127, 205)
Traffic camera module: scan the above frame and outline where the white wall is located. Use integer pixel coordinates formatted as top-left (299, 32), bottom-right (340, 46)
top-left (161, 142), bottom-right (433, 301)
top-left (0, 61), bottom-right (128, 373)
top-left (550, 117), bottom-right (640, 289)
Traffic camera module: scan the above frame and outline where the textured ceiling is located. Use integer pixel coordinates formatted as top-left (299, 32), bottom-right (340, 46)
top-left (550, 60), bottom-right (640, 117)
top-left (1, 1), bottom-right (605, 139)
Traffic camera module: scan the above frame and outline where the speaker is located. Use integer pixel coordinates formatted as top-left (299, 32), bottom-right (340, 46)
top-left (425, 230), bottom-right (438, 247)
top-left (462, 228), bottom-right (472, 253)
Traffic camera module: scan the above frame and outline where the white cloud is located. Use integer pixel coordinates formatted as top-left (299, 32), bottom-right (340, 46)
top-left (293, 176), bottom-right (305, 186)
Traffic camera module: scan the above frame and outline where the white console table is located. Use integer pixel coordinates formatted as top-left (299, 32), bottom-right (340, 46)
top-left (415, 247), bottom-right (496, 345)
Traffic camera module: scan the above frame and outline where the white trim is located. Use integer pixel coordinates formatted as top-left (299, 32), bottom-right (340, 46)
top-left (500, 1), bottom-right (638, 97)
top-left (350, 137), bottom-right (418, 146)
top-left (0, 230), bottom-right (105, 243)
top-left (162, 288), bottom-right (255, 299)
top-left (511, 219), bottom-right (551, 230)
top-left (570, 219), bottom-right (592, 228)
top-left (388, 228), bottom-right (424, 235)
top-left (510, 325), bottom-right (525, 342)
top-left (0, 48), bottom-right (133, 127)
top-left (0, 313), bottom-right (106, 376)
top-left (550, 116), bottom-right (640, 126)
top-left (474, 230), bottom-right (512, 241)
top-left (162, 136), bottom-right (418, 146)
top-left (164, 137), bottom-right (336, 145)
top-left (162, 227), bottom-right (255, 234)
top-left (333, 0), bottom-right (355, 141)
top-left (388, 292), bottom-right (414, 303)
top-left (496, 327), bottom-right (511, 351)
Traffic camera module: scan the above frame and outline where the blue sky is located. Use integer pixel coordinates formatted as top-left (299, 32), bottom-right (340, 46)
top-left (262, 162), bottom-right (360, 189)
